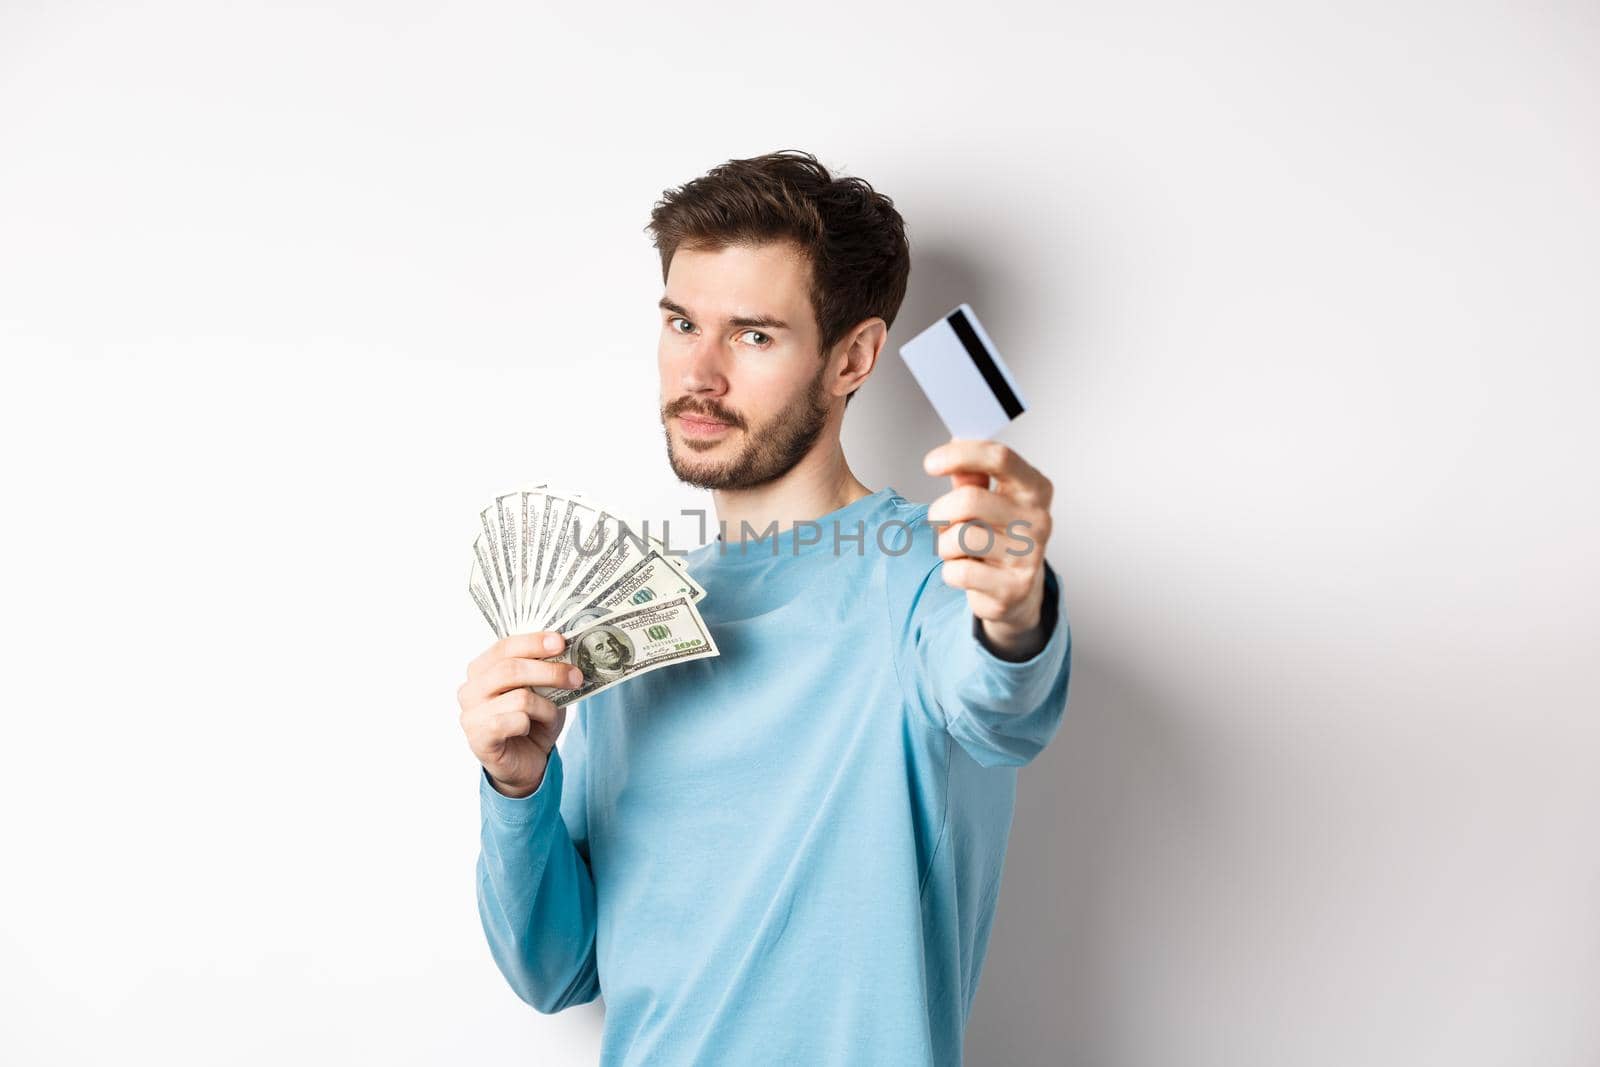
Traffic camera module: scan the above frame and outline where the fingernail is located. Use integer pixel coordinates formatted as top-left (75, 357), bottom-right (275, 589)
top-left (544, 633), bottom-right (562, 652)
top-left (568, 668), bottom-right (584, 688)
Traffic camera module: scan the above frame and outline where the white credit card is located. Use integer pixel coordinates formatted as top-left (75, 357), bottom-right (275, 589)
top-left (898, 302), bottom-right (1027, 440)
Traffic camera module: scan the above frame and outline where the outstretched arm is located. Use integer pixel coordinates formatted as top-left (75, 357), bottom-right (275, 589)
top-left (894, 439), bottom-right (1073, 767)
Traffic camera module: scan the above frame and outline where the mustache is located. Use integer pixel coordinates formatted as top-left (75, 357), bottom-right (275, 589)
top-left (665, 398), bottom-right (744, 430)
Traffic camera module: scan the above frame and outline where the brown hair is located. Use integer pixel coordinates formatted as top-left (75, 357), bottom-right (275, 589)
top-left (645, 149), bottom-right (911, 405)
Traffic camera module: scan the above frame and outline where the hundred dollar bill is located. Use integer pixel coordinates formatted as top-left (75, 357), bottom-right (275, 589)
top-left (515, 488), bottom-right (552, 633)
top-left (493, 493), bottom-right (523, 630)
top-left (547, 550), bottom-right (706, 635)
top-left (542, 516), bottom-right (676, 629)
top-left (468, 554), bottom-right (506, 638)
top-left (527, 490), bottom-right (563, 627)
top-left (530, 494), bottom-right (584, 627)
top-left (538, 505), bottom-right (618, 631)
top-left (532, 595), bottom-right (719, 708)
top-left (645, 532), bottom-right (693, 580)
top-left (477, 509), bottom-right (510, 625)
top-left (471, 536), bottom-right (511, 637)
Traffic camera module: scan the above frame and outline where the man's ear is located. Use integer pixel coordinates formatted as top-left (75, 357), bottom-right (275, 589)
top-left (832, 317), bottom-right (886, 400)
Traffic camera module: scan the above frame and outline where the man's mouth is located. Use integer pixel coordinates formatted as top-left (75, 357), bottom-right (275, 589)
top-left (677, 413), bottom-right (733, 437)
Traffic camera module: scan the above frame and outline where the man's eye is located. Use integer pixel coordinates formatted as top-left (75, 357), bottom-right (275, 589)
top-left (740, 330), bottom-right (771, 347)
top-left (668, 317), bottom-right (693, 333)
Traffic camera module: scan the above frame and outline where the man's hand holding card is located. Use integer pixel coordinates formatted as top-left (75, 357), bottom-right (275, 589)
top-left (924, 440), bottom-right (1055, 661)
top-left (900, 304), bottom-right (1056, 662)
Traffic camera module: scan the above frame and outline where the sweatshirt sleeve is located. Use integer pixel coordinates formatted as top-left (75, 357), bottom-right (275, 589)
top-left (891, 540), bottom-right (1073, 769)
top-left (475, 707), bottom-right (601, 1013)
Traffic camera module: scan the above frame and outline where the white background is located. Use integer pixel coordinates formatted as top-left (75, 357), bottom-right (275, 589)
top-left (2, 2), bottom-right (1596, 1064)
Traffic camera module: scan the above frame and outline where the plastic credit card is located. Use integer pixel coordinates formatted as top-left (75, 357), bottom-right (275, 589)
top-left (897, 302), bottom-right (1027, 439)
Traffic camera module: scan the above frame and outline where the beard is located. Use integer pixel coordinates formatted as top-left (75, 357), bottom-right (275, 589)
top-left (661, 359), bottom-right (832, 491)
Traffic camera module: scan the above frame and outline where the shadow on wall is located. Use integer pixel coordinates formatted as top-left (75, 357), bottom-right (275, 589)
top-left (851, 238), bottom-right (1202, 1063)
top-left (962, 648), bottom-right (1214, 1065)
top-left (844, 237), bottom-right (1024, 504)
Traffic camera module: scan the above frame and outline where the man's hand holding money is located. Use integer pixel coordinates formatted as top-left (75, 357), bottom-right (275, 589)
top-left (458, 631), bottom-right (586, 798)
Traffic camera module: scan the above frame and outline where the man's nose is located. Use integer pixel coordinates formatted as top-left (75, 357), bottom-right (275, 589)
top-left (679, 333), bottom-right (730, 396)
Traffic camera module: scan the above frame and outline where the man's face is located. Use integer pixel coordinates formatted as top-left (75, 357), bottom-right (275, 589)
top-left (657, 241), bottom-right (834, 490)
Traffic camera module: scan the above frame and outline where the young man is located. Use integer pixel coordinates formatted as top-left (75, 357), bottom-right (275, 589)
top-left (457, 150), bottom-right (1072, 1066)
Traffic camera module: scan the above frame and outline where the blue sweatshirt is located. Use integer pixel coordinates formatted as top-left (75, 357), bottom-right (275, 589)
top-left (476, 486), bottom-right (1072, 1066)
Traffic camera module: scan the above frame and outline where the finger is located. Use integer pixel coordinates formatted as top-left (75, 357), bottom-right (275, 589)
top-left (494, 686), bottom-right (559, 722)
top-left (476, 694), bottom-right (547, 742)
top-left (465, 656), bottom-right (584, 703)
top-left (943, 560), bottom-right (1047, 627)
top-left (963, 589), bottom-right (1015, 623)
top-left (462, 689), bottom-right (531, 744)
top-left (468, 631), bottom-right (566, 679)
top-left (483, 708), bottom-right (535, 746)
top-left (926, 484), bottom-right (1040, 529)
top-left (488, 656), bottom-right (585, 695)
top-left (939, 556), bottom-right (1026, 601)
top-left (950, 470), bottom-right (990, 492)
top-left (929, 438), bottom-right (991, 492)
top-left (923, 439), bottom-right (1050, 506)
top-left (472, 687), bottom-right (559, 737)
top-left (935, 519), bottom-right (1035, 564)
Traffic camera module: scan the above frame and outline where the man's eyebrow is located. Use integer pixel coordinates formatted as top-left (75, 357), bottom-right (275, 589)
top-left (658, 296), bottom-right (790, 331)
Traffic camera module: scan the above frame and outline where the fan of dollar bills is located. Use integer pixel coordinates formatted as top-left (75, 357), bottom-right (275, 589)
top-left (468, 485), bottom-right (720, 709)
